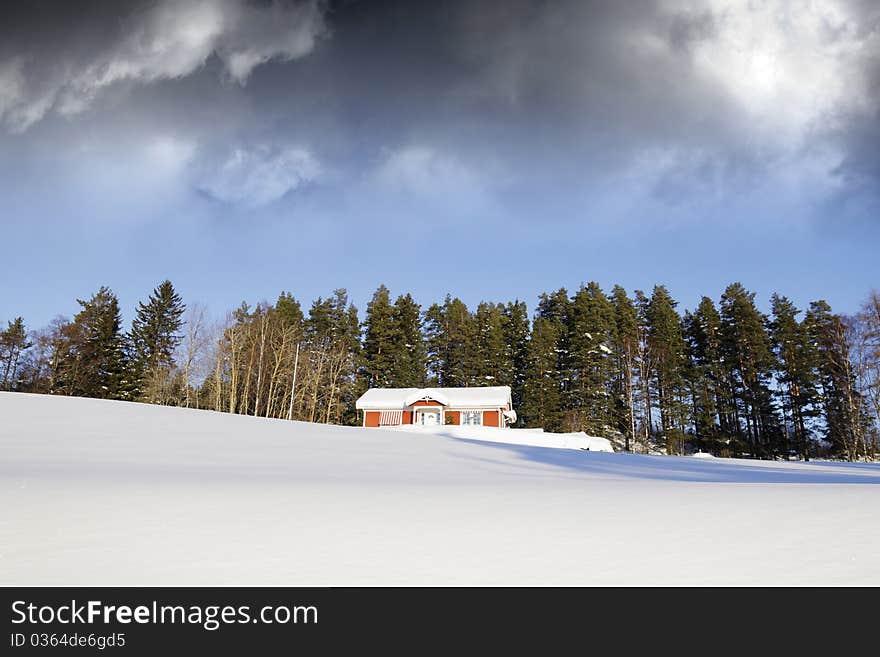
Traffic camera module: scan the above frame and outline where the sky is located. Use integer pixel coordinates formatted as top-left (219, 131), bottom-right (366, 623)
top-left (1, 0), bottom-right (878, 329)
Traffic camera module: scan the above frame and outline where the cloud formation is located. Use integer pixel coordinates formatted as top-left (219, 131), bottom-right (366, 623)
top-left (1, 0), bottom-right (878, 326)
top-left (375, 147), bottom-right (480, 195)
top-left (674, 0), bottom-right (878, 141)
top-left (2, 0), bottom-right (879, 222)
top-left (0, 0), bottom-right (327, 132)
top-left (197, 144), bottom-right (321, 206)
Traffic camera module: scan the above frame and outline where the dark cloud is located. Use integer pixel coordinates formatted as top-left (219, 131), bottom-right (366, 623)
top-left (2, 1), bottom-right (879, 329)
top-left (1, 0), bottom-right (878, 215)
top-left (0, 0), bottom-right (327, 131)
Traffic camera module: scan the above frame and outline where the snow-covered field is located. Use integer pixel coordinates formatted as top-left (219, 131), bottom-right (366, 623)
top-left (385, 423), bottom-right (615, 451)
top-left (2, 391), bottom-right (879, 586)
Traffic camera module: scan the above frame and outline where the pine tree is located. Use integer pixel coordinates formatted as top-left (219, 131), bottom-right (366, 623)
top-left (425, 295), bottom-right (475, 386)
top-left (683, 297), bottom-right (728, 453)
top-left (536, 289), bottom-right (570, 325)
top-left (769, 294), bottom-right (820, 460)
top-left (502, 300), bottom-right (530, 421)
top-left (532, 289), bottom-right (570, 428)
top-left (646, 285), bottom-right (688, 454)
top-left (633, 290), bottom-right (656, 452)
top-left (390, 293), bottom-right (427, 387)
top-left (610, 286), bottom-right (638, 451)
top-left (566, 282), bottom-right (616, 434)
top-left (521, 317), bottom-right (563, 431)
top-left (276, 291), bottom-right (305, 329)
top-left (339, 301), bottom-right (363, 425)
top-left (805, 300), bottom-right (865, 460)
top-left (360, 285), bottom-right (396, 390)
top-left (130, 280), bottom-right (185, 402)
top-left (1, 317), bottom-right (31, 390)
top-left (54, 286), bottom-right (127, 399)
top-left (472, 302), bottom-right (509, 386)
top-left (720, 283), bottom-right (779, 457)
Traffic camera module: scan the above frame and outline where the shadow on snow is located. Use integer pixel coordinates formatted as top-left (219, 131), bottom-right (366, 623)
top-left (445, 434), bottom-right (880, 484)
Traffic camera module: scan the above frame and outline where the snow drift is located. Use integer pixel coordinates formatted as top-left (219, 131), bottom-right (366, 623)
top-left (2, 391), bottom-right (880, 586)
top-left (385, 424), bottom-right (614, 452)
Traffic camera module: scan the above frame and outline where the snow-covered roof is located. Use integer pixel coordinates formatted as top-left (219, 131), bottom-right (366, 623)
top-left (356, 386), bottom-right (512, 410)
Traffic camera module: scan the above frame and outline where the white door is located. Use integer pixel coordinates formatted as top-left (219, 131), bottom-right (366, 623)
top-left (420, 410), bottom-right (440, 426)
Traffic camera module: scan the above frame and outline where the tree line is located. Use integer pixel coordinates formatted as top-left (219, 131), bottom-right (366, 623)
top-left (2, 280), bottom-right (879, 461)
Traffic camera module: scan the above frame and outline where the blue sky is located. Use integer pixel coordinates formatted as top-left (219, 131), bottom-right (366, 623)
top-left (1, 0), bottom-right (878, 329)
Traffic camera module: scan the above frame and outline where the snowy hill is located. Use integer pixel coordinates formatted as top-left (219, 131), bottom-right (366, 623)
top-left (383, 423), bottom-right (615, 451)
top-left (2, 391), bottom-right (880, 586)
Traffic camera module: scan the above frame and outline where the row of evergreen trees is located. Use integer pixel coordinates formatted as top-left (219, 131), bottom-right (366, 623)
top-left (2, 282), bottom-right (184, 403)
top-left (2, 280), bottom-right (879, 460)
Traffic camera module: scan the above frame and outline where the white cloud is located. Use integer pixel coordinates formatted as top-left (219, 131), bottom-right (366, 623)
top-left (359, 145), bottom-right (502, 224)
top-left (216, 1), bottom-right (326, 82)
top-left (197, 145), bottom-right (321, 206)
top-left (665, 0), bottom-right (879, 144)
top-left (375, 146), bottom-right (485, 197)
top-left (67, 134), bottom-right (198, 219)
top-left (0, 59), bottom-right (24, 114)
top-left (143, 136), bottom-right (199, 178)
top-left (0, 0), bottom-right (327, 132)
top-left (0, 57), bottom-right (56, 131)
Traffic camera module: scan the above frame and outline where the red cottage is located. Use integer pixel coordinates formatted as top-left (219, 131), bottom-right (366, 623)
top-left (355, 386), bottom-right (516, 428)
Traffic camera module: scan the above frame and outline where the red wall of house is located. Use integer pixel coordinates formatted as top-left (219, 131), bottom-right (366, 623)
top-left (367, 407), bottom-right (503, 427)
top-left (411, 399), bottom-right (442, 407)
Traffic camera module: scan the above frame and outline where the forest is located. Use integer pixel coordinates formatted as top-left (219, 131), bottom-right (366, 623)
top-left (2, 280), bottom-right (879, 461)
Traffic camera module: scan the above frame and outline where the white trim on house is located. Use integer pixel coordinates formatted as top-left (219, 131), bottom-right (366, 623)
top-left (460, 410), bottom-right (482, 426)
top-left (415, 407), bottom-right (444, 426)
top-left (405, 390), bottom-right (451, 407)
top-left (356, 386), bottom-right (512, 411)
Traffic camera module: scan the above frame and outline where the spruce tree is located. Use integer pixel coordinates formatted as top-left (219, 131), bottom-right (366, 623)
top-left (130, 280), bottom-right (185, 401)
top-left (502, 300), bottom-right (530, 420)
top-left (425, 295), bottom-right (474, 386)
top-left (390, 293), bottom-right (427, 387)
top-left (472, 302), bottom-right (509, 386)
top-left (55, 286), bottom-right (127, 399)
top-left (276, 291), bottom-right (305, 329)
top-left (536, 289), bottom-right (570, 325)
top-left (360, 285), bottom-right (396, 389)
top-left (566, 282), bottom-right (616, 434)
top-left (521, 317), bottom-right (563, 431)
top-left (533, 288), bottom-right (570, 426)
